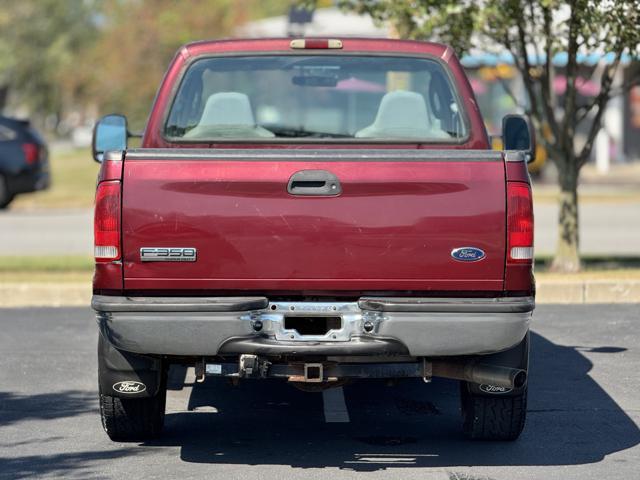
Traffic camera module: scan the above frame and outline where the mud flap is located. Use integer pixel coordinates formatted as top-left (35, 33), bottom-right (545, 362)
top-left (98, 332), bottom-right (163, 398)
top-left (465, 331), bottom-right (529, 397)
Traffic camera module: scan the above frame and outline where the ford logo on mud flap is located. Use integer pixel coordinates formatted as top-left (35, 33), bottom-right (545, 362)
top-left (113, 381), bottom-right (146, 394)
top-left (451, 247), bottom-right (486, 262)
top-left (479, 384), bottom-right (512, 394)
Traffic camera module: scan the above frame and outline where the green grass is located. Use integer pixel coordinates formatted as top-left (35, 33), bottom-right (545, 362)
top-left (12, 147), bottom-right (99, 210)
top-left (0, 255), bottom-right (93, 283)
top-left (0, 271), bottom-right (92, 283)
top-left (0, 255), bottom-right (93, 272)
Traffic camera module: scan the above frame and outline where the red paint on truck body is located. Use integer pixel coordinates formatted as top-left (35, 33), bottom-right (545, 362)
top-left (121, 156), bottom-right (506, 292)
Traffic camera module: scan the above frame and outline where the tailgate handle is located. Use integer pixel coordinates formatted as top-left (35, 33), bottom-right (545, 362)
top-left (287, 170), bottom-right (342, 196)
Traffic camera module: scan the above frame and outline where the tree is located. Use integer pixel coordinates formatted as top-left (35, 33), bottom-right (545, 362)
top-left (87, 0), bottom-right (292, 129)
top-left (0, 0), bottom-right (292, 128)
top-left (0, 0), bottom-right (98, 123)
top-left (311, 0), bottom-right (640, 272)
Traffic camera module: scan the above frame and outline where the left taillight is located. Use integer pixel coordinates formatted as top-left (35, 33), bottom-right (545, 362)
top-left (94, 180), bottom-right (121, 262)
top-left (507, 182), bottom-right (534, 264)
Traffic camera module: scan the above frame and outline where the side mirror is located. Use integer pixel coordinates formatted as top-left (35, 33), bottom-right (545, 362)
top-left (92, 114), bottom-right (128, 163)
top-left (502, 114), bottom-right (536, 163)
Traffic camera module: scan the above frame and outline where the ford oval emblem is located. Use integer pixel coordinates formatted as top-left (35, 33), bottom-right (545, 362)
top-left (479, 384), bottom-right (512, 394)
top-left (113, 381), bottom-right (146, 394)
top-left (451, 247), bottom-right (486, 262)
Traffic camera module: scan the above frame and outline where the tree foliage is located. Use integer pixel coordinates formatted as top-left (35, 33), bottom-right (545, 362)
top-left (0, 0), bottom-right (98, 116)
top-left (333, 0), bottom-right (640, 271)
top-left (0, 0), bottom-right (291, 127)
top-left (86, 0), bottom-right (293, 128)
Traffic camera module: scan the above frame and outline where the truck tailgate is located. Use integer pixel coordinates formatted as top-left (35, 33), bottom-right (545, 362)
top-left (121, 149), bottom-right (506, 293)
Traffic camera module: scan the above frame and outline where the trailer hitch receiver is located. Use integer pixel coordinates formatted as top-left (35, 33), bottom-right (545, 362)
top-left (304, 363), bottom-right (324, 382)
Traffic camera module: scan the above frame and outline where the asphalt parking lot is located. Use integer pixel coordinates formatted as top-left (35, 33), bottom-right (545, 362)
top-left (0, 304), bottom-right (638, 480)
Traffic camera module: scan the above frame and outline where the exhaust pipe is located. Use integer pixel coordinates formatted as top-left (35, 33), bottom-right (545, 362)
top-left (430, 360), bottom-right (527, 389)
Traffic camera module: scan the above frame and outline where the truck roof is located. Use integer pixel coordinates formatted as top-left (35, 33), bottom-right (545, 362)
top-left (182, 37), bottom-right (454, 62)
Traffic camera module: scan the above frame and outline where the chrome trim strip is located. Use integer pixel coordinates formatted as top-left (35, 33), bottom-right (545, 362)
top-left (103, 150), bottom-right (125, 161)
top-left (124, 148), bottom-right (502, 162)
top-left (504, 151), bottom-right (526, 162)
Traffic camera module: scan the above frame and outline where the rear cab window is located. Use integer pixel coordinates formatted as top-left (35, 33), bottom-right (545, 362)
top-left (164, 55), bottom-right (468, 143)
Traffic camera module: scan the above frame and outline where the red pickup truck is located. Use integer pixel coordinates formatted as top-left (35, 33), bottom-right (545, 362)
top-left (91, 37), bottom-right (535, 442)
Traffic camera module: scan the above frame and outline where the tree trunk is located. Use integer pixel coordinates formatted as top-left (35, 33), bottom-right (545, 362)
top-left (550, 163), bottom-right (581, 272)
top-left (0, 85), bottom-right (8, 112)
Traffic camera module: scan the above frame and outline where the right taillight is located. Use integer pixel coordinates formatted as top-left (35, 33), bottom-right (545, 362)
top-left (21, 143), bottom-right (39, 165)
top-left (94, 180), bottom-right (121, 262)
top-left (507, 182), bottom-right (534, 263)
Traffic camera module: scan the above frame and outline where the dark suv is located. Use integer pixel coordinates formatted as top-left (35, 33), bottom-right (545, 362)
top-left (0, 116), bottom-right (49, 208)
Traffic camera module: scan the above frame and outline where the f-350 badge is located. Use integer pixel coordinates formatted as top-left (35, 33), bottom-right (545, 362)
top-left (140, 247), bottom-right (197, 262)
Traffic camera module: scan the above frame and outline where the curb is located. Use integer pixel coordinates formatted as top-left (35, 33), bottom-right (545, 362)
top-left (1, 280), bottom-right (640, 307)
top-left (536, 279), bottom-right (640, 304)
top-left (0, 283), bottom-right (90, 308)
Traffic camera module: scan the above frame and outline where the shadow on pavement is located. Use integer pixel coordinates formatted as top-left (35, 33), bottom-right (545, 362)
top-left (0, 390), bottom-right (96, 427)
top-left (0, 449), bottom-right (145, 480)
top-left (147, 332), bottom-right (639, 471)
top-left (0, 390), bottom-right (116, 479)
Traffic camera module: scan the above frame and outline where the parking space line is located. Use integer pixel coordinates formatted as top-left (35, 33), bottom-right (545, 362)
top-left (322, 386), bottom-right (350, 423)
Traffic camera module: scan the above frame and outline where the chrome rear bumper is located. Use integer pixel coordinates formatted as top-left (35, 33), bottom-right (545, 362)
top-left (93, 295), bottom-right (533, 357)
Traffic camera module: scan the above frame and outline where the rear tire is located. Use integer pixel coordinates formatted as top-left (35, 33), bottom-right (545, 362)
top-left (100, 379), bottom-right (166, 441)
top-left (460, 382), bottom-right (527, 441)
top-left (0, 174), bottom-right (14, 209)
